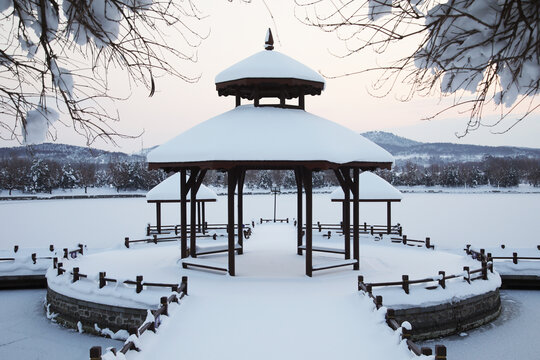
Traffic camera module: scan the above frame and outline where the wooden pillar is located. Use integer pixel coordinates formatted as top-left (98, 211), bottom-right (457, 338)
top-left (295, 168), bottom-right (303, 255)
top-left (237, 169), bottom-right (245, 255)
top-left (156, 202), bottom-right (162, 234)
top-left (387, 201), bottom-right (391, 234)
top-left (197, 201), bottom-right (202, 233)
top-left (235, 95), bottom-right (241, 107)
top-left (227, 168), bottom-right (237, 276)
top-left (353, 168), bottom-right (360, 270)
top-left (343, 177), bottom-right (351, 260)
top-left (190, 169), bottom-right (199, 258)
top-left (180, 169), bottom-right (187, 258)
top-left (303, 168), bottom-right (313, 277)
top-left (202, 202), bottom-right (206, 235)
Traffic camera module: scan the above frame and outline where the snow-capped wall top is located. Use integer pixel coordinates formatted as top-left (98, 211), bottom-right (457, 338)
top-left (146, 173), bottom-right (217, 202)
top-left (147, 105), bottom-right (394, 165)
top-left (330, 172), bottom-right (402, 201)
top-left (215, 50), bottom-right (325, 86)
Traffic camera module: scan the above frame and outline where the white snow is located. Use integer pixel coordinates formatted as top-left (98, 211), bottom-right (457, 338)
top-left (215, 50), bottom-right (325, 85)
top-left (24, 107), bottom-right (59, 145)
top-left (147, 105), bottom-right (394, 165)
top-left (146, 173), bottom-right (217, 202)
top-left (330, 171), bottom-right (403, 201)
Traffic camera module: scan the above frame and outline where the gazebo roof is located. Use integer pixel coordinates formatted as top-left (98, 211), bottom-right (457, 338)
top-left (215, 29), bottom-right (325, 99)
top-left (147, 105), bottom-right (394, 170)
top-left (330, 172), bottom-right (403, 201)
top-left (146, 173), bottom-right (218, 202)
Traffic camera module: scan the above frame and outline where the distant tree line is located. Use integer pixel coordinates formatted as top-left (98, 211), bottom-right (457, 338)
top-left (1, 156), bottom-right (539, 195)
top-left (0, 159), bottom-right (167, 195)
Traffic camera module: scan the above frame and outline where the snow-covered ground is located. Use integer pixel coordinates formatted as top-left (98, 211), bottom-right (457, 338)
top-left (1, 193), bottom-right (539, 359)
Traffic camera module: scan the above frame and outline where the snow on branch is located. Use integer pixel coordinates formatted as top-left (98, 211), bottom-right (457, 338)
top-left (0, 0), bottom-right (206, 145)
top-left (295, 0), bottom-right (540, 135)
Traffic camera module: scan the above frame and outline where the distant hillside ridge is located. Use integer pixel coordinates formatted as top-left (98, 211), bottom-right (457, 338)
top-left (0, 143), bottom-right (143, 164)
top-left (362, 131), bottom-right (540, 165)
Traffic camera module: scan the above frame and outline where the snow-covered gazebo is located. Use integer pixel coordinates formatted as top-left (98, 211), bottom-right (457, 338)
top-left (147, 30), bottom-right (394, 276)
top-left (330, 171), bottom-right (402, 234)
top-left (146, 173), bottom-right (217, 234)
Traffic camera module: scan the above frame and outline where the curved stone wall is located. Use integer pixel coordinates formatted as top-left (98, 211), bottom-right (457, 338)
top-left (393, 289), bottom-right (501, 341)
top-left (47, 287), bottom-right (147, 335)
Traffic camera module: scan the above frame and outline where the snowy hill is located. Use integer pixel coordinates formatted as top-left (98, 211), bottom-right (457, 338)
top-left (0, 143), bottom-right (143, 164)
top-left (362, 131), bottom-right (540, 165)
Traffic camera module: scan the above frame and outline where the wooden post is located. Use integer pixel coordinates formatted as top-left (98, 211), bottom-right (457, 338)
top-left (343, 169), bottom-right (351, 260)
top-left (180, 169), bottom-right (187, 258)
top-left (402, 274), bottom-right (409, 294)
top-left (358, 275), bottom-right (364, 291)
top-left (182, 276), bottom-right (188, 295)
top-left (386, 201), bottom-right (391, 234)
top-left (57, 262), bottom-right (63, 276)
top-left (237, 169), bottom-right (245, 255)
top-left (124, 237), bottom-right (129, 248)
top-left (228, 168), bottom-right (237, 276)
top-left (426, 237), bottom-right (432, 249)
top-left (49, 244), bottom-right (54, 252)
top-left (14, 245), bottom-right (18, 253)
top-left (190, 169), bottom-right (198, 258)
top-left (235, 94), bottom-right (241, 107)
top-left (463, 266), bottom-right (470, 284)
top-left (73, 267), bottom-right (80, 283)
top-left (303, 168), bottom-right (313, 277)
top-left (438, 271), bottom-right (446, 289)
top-left (353, 168), bottom-right (360, 270)
top-left (136, 275), bottom-right (143, 293)
top-left (435, 345), bottom-right (447, 360)
top-left (375, 295), bottom-right (383, 309)
top-left (160, 296), bottom-right (168, 316)
top-left (31, 253), bottom-right (36, 264)
top-left (90, 346), bottom-right (102, 360)
top-left (99, 272), bottom-right (106, 289)
top-left (197, 201), bottom-right (202, 233)
top-left (402, 235), bottom-right (407, 245)
top-left (202, 203), bottom-right (206, 235)
top-left (295, 168), bottom-right (303, 255)
top-left (421, 347), bottom-right (433, 356)
top-left (156, 202), bottom-right (162, 234)
top-left (513, 252), bottom-right (518, 264)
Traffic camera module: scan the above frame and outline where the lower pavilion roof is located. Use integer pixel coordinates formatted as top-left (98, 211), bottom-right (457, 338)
top-left (147, 105), bottom-right (394, 170)
top-left (146, 173), bottom-right (217, 203)
top-left (330, 171), bottom-right (403, 202)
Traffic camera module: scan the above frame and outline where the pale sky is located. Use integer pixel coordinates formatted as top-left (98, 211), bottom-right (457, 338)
top-left (2, 0), bottom-right (539, 152)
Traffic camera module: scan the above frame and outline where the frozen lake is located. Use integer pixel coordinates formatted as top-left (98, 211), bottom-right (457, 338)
top-left (0, 192), bottom-right (539, 359)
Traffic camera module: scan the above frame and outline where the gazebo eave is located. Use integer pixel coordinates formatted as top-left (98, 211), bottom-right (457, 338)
top-left (148, 160), bottom-right (393, 172)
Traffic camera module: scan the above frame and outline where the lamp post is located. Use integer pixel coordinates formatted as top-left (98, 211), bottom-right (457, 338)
top-left (271, 186), bottom-right (281, 222)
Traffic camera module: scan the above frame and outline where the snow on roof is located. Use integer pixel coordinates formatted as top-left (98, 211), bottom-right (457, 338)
top-left (215, 50), bottom-right (325, 86)
top-left (330, 172), bottom-right (403, 201)
top-left (147, 105), bottom-right (394, 165)
top-left (146, 173), bottom-right (217, 202)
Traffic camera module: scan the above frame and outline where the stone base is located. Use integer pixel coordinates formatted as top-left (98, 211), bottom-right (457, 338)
top-left (46, 287), bottom-right (148, 336)
top-left (393, 289), bottom-right (501, 341)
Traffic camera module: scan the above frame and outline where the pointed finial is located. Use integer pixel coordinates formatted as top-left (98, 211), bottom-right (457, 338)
top-left (265, 28), bottom-right (274, 51)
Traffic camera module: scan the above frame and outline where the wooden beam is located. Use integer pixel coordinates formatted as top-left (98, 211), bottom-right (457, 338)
top-left (237, 168), bottom-right (246, 255)
top-left (303, 168), bottom-right (313, 277)
top-left (353, 168), bottom-right (360, 270)
top-left (180, 169), bottom-right (187, 259)
top-left (227, 168), bottom-right (237, 276)
top-left (295, 167), bottom-right (303, 256)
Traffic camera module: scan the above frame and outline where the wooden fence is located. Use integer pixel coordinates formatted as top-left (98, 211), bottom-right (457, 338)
top-left (0, 243), bottom-right (84, 264)
top-left (465, 245), bottom-right (540, 265)
top-left (147, 222), bottom-right (255, 236)
top-left (390, 235), bottom-right (435, 250)
top-left (299, 221), bottom-right (402, 236)
top-left (357, 276), bottom-right (447, 358)
top-left (89, 276), bottom-right (188, 359)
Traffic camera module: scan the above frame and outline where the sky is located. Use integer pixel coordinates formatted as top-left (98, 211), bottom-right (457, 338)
top-left (1, 0), bottom-right (539, 152)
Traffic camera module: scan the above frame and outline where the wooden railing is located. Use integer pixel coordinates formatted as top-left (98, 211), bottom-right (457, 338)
top-left (465, 245), bottom-right (540, 265)
top-left (358, 261), bottom-right (492, 295)
top-left (260, 217), bottom-right (289, 223)
top-left (357, 276), bottom-right (447, 358)
top-left (89, 277), bottom-right (188, 360)
top-left (1, 243), bottom-right (84, 264)
top-left (300, 221), bottom-right (402, 236)
top-left (147, 222), bottom-right (254, 236)
top-left (390, 235), bottom-right (435, 250)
